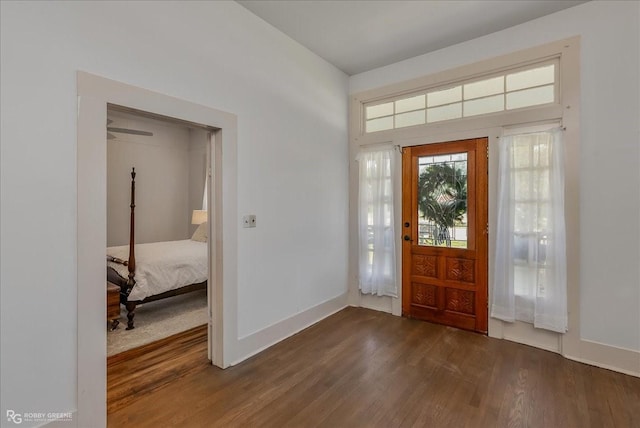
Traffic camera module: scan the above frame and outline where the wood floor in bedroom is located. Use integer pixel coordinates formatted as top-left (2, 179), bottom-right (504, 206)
top-left (107, 307), bottom-right (640, 428)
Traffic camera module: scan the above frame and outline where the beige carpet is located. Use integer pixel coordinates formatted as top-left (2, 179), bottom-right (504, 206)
top-left (107, 289), bottom-right (208, 356)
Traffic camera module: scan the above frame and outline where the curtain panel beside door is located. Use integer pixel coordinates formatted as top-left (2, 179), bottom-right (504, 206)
top-left (356, 147), bottom-right (398, 297)
top-left (492, 127), bottom-right (567, 333)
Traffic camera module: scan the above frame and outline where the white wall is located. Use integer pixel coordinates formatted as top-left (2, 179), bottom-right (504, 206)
top-left (350, 1), bottom-right (640, 352)
top-left (0, 1), bottom-right (348, 425)
top-left (107, 111), bottom-right (194, 246)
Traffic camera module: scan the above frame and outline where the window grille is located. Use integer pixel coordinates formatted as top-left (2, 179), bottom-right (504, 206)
top-left (364, 60), bottom-right (558, 133)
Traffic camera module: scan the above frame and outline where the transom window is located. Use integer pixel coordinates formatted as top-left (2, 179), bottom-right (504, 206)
top-left (365, 60), bottom-right (558, 133)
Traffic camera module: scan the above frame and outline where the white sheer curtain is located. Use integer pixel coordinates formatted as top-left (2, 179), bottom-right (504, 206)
top-left (356, 147), bottom-right (397, 297)
top-left (492, 126), bottom-right (567, 333)
top-left (202, 177), bottom-right (208, 210)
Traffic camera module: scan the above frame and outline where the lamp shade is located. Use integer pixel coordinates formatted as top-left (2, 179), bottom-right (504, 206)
top-left (191, 210), bottom-right (207, 225)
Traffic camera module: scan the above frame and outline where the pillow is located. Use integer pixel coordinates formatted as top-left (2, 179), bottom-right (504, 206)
top-left (191, 221), bottom-right (208, 242)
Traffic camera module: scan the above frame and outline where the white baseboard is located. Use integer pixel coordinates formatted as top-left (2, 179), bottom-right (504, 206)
top-left (355, 292), bottom-right (402, 316)
top-left (565, 339), bottom-right (640, 378)
top-left (358, 294), bottom-right (394, 314)
top-left (490, 318), bottom-right (561, 353)
top-left (232, 293), bottom-right (348, 366)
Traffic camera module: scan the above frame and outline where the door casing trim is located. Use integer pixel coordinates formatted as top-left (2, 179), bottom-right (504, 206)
top-left (77, 71), bottom-right (238, 427)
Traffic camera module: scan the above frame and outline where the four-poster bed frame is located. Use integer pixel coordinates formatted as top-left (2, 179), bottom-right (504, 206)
top-left (109, 168), bottom-right (207, 330)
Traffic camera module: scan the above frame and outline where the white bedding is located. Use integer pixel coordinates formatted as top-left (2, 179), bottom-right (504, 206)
top-left (107, 239), bottom-right (207, 301)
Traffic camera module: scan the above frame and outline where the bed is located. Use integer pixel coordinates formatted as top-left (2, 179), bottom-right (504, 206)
top-left (107, 168), bottom-right (208, 330)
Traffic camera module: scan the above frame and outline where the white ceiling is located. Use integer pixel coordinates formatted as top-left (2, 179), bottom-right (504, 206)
top-left (237, 0), bottom-right (587, 75)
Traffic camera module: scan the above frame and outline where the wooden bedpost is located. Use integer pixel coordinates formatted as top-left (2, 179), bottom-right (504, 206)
top-left (126, 167), bottom-right (137, 329)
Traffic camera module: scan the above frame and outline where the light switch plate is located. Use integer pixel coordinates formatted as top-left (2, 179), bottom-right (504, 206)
top-left (242, 214), bottom-right (256, 228)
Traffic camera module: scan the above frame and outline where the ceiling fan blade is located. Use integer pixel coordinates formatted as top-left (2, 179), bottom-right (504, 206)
top-left (107, 127), bottom-right (154, 137)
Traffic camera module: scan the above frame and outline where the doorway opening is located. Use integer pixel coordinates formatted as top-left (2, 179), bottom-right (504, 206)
top-left (105, 106), bottom-right (212, 356)
top-left (104, 105), bottom-right (216, 412)
top-left (77, 71), bottom-right (237, 426)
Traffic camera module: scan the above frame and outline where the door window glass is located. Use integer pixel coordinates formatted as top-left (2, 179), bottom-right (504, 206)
top-left (417, 152), bottom-right (468, 248)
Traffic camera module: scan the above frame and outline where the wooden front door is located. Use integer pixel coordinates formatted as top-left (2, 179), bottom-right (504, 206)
top-left (402, 138), bottom-right (488, 333)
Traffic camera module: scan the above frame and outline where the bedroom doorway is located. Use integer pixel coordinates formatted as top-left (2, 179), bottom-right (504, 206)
top-left (77, 71), bottom-right (237, 427)
top-left (105, 106), bottom-right (216, 412)
top-left (401, 138), bottom-right (488, 333)
top-left (105, 106), bottom-right (212, 357)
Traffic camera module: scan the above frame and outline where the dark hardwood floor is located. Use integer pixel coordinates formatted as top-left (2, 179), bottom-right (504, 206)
top-left (107, 307), bottom-right (640, 428)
